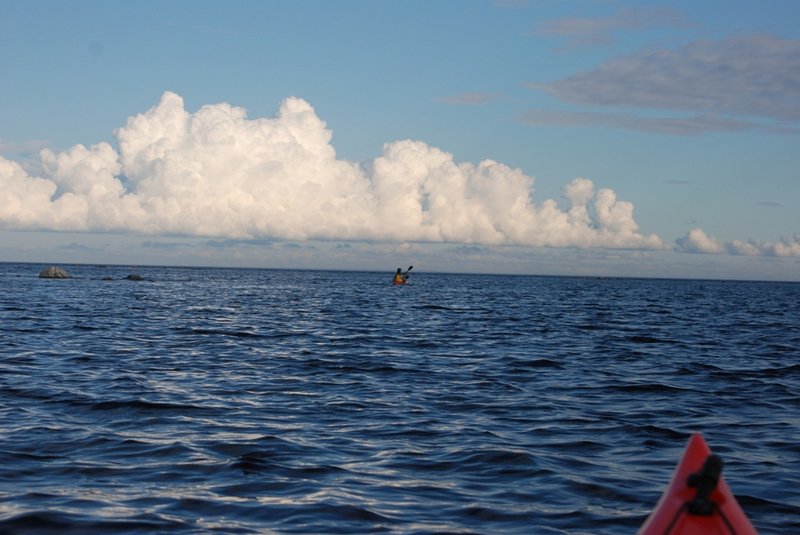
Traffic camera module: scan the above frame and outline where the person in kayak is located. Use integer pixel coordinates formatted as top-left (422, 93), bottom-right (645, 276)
top-left (393, 267), bottom-right (410, 284)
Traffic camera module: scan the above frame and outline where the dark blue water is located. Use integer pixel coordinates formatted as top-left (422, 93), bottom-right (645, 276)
top-left (1, 263), bottom-right (798, 534)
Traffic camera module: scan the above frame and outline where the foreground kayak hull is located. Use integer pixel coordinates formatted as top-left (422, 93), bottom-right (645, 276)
top-left (638, 433), bottom-right (758, 535)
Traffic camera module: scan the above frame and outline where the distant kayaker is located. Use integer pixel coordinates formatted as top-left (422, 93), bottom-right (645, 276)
top-left (393, 267), bottom-right (411, 285)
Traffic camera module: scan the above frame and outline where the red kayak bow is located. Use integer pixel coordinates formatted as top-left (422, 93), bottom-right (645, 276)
top-left (638, 433), bottom-right (758, 535)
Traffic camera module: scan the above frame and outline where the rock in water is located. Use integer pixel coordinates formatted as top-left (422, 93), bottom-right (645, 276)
top-left (126, 274), bottom-right (144, 281)
top-left (39, 266), bottom-right (71, 278)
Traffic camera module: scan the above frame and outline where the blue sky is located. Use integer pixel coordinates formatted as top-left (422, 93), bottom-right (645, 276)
top-left (1, 0), bottom-right (799, 280)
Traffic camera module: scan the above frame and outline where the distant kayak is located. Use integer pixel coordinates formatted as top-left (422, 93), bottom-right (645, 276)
top-left (392, 265), bottom-right (412, 285)
top-left (638, 433), bottom-right (758, 535)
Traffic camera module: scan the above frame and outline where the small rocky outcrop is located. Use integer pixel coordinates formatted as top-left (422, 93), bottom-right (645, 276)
top-left (126, 273), bottom-right (144, 281)
top-left (39, 266), bottom-right (72, 279)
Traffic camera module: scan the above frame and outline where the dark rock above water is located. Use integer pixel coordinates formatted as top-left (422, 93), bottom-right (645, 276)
top-left (126, 274), bottom-right (144, 281)
top-left (39, 266), bottom-right (71, 279)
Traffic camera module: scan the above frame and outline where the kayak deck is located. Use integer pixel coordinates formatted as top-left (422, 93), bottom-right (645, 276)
top-left (638, 433), bottom-right (758, 535)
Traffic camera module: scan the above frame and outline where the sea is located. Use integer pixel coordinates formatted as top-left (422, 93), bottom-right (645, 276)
top-left (0, 262), bottom-right (797, 534)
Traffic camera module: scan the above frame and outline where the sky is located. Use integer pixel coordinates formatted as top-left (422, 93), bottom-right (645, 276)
top-left (1, 0), bottom-right (799, 281)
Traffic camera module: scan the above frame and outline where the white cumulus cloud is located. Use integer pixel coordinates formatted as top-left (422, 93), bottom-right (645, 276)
top-left (0, 92), bottom-right (668, 250)
top-left (675, 228), bottom-right (726, 254)
top-left (726, 236), bottom-right (800, 257)
top-left (676, 228), bottom-right (800, 257)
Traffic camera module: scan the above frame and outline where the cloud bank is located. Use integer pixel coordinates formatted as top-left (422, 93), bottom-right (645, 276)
top-left (534, 7), bottom-right (693, 48)
top-left (529, 34), bottom-right (800, 135)
top-left (520, 109), bottom-right (761, 136)
top-left (0, 92), bottom-right (666, 251)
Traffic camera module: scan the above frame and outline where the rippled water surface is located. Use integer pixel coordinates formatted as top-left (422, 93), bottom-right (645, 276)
top-left (1, 263), bottom-right (798, 534)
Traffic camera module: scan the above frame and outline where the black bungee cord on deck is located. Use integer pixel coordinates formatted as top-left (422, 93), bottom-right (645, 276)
top-left (686, 453), bottom-right (723, 515)
top-left (660, 454), bottom-right (739, 535)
